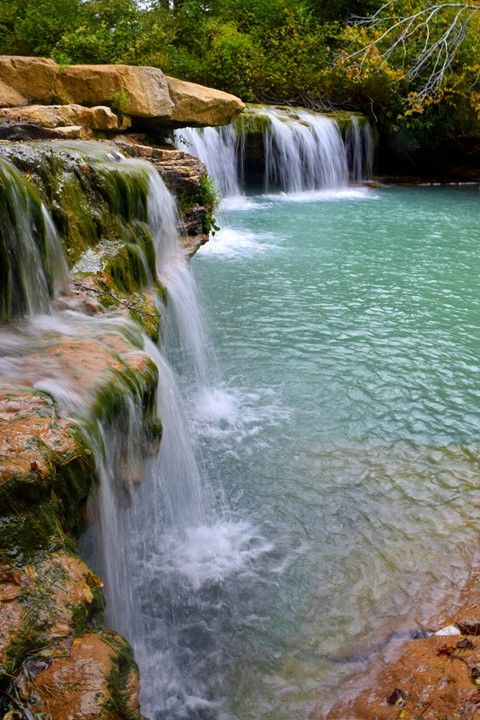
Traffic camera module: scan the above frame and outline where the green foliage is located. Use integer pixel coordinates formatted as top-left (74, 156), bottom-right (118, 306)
top-left (0, 0), bottom-right (478, 147)
top-left (111, 88), bottom-right (131, 116)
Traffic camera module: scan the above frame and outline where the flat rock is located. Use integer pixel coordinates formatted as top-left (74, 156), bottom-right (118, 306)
top-left (167, 75), bottom-right (244, 126)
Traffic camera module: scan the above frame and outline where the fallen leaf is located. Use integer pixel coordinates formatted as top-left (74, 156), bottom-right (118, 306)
top-left (387, 688), bottom-right (407, 707)
top-left (437, 644), bottom-right (454, 656)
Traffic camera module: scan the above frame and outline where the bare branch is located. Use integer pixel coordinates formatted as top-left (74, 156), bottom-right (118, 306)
top-left (347, 2), bottom-right (480, 99)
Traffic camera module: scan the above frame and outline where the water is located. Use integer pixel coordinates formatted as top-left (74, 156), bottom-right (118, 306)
top-left (175, 107), bottom-right (373, 196)
top-left (188, 185), bottom-right (480, 718)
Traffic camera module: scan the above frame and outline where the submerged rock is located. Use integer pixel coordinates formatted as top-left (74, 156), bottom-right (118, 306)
top-left (324, 577), bottom-right (480, 719)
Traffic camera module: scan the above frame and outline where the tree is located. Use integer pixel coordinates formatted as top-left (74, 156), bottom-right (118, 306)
top-left (350, 1), bottom-right (480, 100)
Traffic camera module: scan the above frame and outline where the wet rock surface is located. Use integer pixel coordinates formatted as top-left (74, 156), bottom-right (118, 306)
top-left (0, 337), bottom-right (154, 717)
top-left (0, 313), bottom-right (158, 717)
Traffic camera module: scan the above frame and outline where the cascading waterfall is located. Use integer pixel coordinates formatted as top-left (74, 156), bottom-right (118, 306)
top-left (72, 154), bottom-right (266, 719)
top-left (175, 106), bottom-right (374, 196)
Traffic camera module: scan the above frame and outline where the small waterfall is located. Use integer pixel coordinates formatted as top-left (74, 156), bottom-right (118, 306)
top-left (262, 109), bottom-right (348, 192)
top-left (0, 157), bottom-right (68, 321)
top-left (147, 168), bottom-right (211, 386)
top-left (346, 116), bottom-right (374, 183)
top-left (175, 106), bottom-right (374, 196)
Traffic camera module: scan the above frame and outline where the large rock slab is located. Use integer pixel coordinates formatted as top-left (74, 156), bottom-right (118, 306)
top-left (58, 63), bottom-right (174, 119)
top-left (167, 75), bottom-right (244, 126)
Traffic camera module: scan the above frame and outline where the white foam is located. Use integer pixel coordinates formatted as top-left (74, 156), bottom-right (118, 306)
top-left (219, 195), bottom-right (268, 211)
top-left (264, 187), bottom-right (378, 203)
top-left (198, 227), bottom-right (278, 259)
top-left (192, 385), bottom-right (290, 444)
top-left (158, 520), bottom-right (273, 591)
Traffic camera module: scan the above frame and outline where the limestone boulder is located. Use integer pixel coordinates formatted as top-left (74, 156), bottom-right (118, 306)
top-left (58, 64), bottom-right (174, 118)
top-left (0, 56), bottom-right (58, 104)
top-left (167, 75), bottom-right (245, 127)
top-left (0, 104), bottom-right (129, 131)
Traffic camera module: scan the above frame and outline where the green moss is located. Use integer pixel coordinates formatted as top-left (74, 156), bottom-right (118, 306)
top-left (178, 172), bottom-right (219, 235)
top-left (0, 498), bottom-right (75, 567)
top-left (235, 107), bottom-right (273, 135)
top-left (96, 164), bottom-right (149, 224)
top-left (1, 617), bottom-right (47, 680)
top-left (105, 632), bottom-right (142, 720)
top-left (86, 347), bottom-right (160, 452)
top-left (49, 170), bottom-right (100, 266)
top-left (71, 582), bottom-right (104, 636)
top-left (102, 222), bottom-right (157, 294)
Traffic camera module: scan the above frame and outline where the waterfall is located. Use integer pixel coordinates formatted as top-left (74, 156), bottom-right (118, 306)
top-left (175, 106), bottom-right (374, 196)
top-left (69, 156), bottom-right (259, 719)
top-left (262, 109), bottom-right (348, 192)
top-left (346, 116), bottom-right (374, 183)
top-left (147, 167), bottom-right (211, 386)
top-left (0, 157), bottom-right (68, 321)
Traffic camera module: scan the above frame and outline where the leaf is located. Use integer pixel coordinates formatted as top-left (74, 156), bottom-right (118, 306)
top-left (436, 644), bottom-right (454, 656)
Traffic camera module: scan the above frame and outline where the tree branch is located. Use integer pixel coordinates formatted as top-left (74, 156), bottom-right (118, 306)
top-left (348, 2), bottom-right (480, 98)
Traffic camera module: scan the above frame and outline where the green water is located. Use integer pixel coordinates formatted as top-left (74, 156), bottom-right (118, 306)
top-left (190, 186), bottom-right (480, 718)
